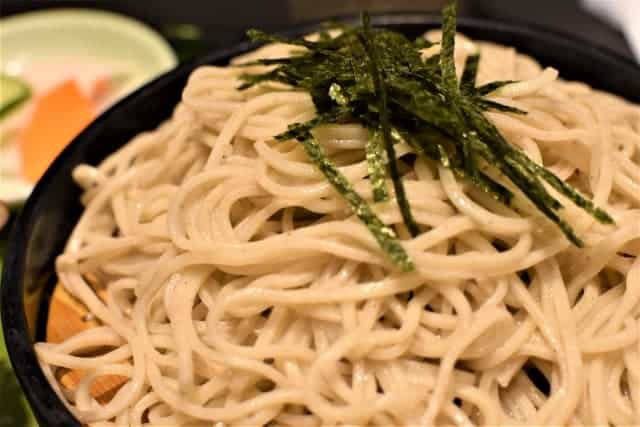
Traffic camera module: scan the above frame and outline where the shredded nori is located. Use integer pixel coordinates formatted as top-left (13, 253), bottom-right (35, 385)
top-left (365, 130), bottom-right (390, 203)
top-left (359, 13), bottom-right (420, 237)
top-left (239, 0), bottom-right (614, 269)
top-left (300, 135), bottom-right (414, 272)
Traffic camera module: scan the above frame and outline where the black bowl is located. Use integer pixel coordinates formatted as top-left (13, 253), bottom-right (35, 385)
top-left (2, 14), bottom-right (640, 426)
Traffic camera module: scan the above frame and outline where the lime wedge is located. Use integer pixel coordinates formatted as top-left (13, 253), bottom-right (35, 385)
top-left (0, 74), bottom-right (30, 119)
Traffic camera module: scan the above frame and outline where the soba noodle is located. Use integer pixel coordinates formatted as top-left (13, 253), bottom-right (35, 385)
top-left (36, 32), bottom-right (640, 426)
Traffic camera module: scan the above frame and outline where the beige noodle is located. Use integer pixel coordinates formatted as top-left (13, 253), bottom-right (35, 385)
top-left (36, 33), bottom-right (640, 426)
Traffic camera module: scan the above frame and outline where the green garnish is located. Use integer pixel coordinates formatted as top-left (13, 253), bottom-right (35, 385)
top-left (0, 74), bottom-right (30, 119)
top-left (460, 53), bottom-right (479, 91)
top-left (239, 1), bottom-right (613, 270)
top-left (365, 129), bottom-right (389, 203)
top-left (300, 135), bottom-right (414, 272)
top-left (359, 13), bottom-right (419, 237)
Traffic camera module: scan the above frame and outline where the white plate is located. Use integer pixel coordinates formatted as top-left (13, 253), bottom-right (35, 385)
top-left (0, 9), bottom-right (178, 205)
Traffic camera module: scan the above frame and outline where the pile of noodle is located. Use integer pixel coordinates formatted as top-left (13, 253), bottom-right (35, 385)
top-left (35, 32), bottom-right (640, 426)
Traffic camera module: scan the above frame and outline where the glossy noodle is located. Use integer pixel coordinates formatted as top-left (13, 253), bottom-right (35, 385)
top-left (36, 32), bottom-right (640, 426)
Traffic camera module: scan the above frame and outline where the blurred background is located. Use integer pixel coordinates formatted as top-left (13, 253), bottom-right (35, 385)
top-left (2, 0), bottom-right (636, 61)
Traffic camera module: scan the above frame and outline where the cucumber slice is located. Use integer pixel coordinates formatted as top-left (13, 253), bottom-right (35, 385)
top-left (0, 74), bottom-right (30, 119)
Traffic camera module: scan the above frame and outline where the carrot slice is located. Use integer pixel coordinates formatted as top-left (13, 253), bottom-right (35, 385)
top-left (19, 79), bottom-right (95, 182)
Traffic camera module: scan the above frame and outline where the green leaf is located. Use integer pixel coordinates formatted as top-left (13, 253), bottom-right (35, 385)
top-left (0, 74), bottom-right (31, 119)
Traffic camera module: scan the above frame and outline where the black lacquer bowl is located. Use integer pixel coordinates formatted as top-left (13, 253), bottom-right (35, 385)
top-left (2, 14), bottom-right (640, 426)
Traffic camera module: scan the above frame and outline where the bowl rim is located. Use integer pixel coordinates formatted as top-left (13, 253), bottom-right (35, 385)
top-left (2, 12), bottom-right (640, 426)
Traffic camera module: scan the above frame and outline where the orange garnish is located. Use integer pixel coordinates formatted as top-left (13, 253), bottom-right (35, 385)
top-left (19, 79), bottom-right (95, 182)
